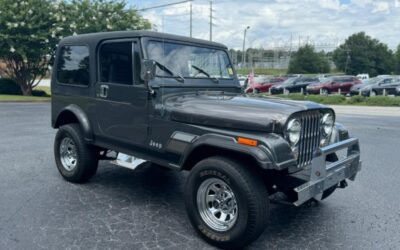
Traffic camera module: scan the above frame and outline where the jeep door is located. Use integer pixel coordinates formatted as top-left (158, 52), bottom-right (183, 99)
top-left (95, 39), bottom-right (148, 145)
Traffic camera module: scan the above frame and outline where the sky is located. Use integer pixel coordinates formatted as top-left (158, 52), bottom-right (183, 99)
top-left (129, 0), bottom-right (400, 51)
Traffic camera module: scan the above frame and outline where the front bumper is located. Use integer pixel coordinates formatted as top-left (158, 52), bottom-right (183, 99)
top-left (293, 137), bottom-right (361, 206)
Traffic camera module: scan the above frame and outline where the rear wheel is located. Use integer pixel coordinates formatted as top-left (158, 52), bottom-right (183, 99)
top-left (321, 88), bottom-right (329, 95)
top-left (185, 156), bottom-right (268, 249)
top-left (54, 124), bottom-right (99, 183)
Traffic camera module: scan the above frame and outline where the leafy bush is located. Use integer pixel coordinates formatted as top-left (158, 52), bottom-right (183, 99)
top-left (272, 94), bottom-right (345, 104)
top-left (265, 93), bottom-right (400, 106)
top-left (0, 78), bottom-right (22, 95)
top-left (365, 96), bottom-right (400, 106)
top-left (32, 90), bottom-right (48, 97)
top-left (346, 95), bottom-right (366, 104)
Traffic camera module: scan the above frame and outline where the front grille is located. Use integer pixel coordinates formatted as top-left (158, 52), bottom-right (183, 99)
top-left (297, 111), bottom-right (321, 167)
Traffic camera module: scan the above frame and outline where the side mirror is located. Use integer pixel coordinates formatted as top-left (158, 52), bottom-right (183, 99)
top-left (140, 59), bottom-right (156, 82)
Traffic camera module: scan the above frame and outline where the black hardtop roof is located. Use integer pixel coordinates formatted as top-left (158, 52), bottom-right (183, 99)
top-left (60, 30), bottom-right (227, 49)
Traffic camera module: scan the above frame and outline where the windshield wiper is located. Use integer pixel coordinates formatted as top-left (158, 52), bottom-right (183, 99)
top-left (191, 65), bottom-right (219, 83)
top-left (154, 61), bottom-right (184, 83)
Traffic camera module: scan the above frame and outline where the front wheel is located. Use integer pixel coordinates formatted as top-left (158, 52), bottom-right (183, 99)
top-left (54, 124), bottom-right (99, 183)
top-left (184, 156), bottom-right (268, 249)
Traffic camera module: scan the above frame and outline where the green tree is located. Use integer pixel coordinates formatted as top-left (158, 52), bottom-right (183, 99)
top-left (55, 0), bottom-right (151, 37)
top-left (332, 32), bottom-right (394, 76)
top-left (288, 44), bottom-right (330, 74)
top-left (0, 0), bottom-right (150, 96)
top-left (395, 44), bottom-right (400, 74)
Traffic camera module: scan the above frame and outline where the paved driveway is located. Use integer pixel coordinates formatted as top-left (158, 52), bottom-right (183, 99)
top-left (0, 103), bottom-right (399, 249)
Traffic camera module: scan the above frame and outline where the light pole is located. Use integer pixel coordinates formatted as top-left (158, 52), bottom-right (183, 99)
top-left (242, 26), bottom-right (250, 68)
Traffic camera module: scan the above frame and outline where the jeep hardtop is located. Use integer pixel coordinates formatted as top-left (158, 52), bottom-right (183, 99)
top-left (51, 31), bottom-right (361, 249)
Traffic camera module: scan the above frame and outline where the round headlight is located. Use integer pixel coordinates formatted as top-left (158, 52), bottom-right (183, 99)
top-left (321, 113), bottom-right (334, 136)
top-left (286, 119), bottom-right (301, 146)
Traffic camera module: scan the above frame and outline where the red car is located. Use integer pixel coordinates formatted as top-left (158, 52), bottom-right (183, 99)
top-left (245, 76), bottom-right (286, 93)
top-left (306, 76), bottom-right (361, 95)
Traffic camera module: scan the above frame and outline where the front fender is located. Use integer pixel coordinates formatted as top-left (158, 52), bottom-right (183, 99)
top-left (179, 133), bottom-right (275, 170)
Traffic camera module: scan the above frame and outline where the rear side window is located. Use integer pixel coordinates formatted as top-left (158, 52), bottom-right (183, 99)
top-left (57, 46), bottom-right (90, 85)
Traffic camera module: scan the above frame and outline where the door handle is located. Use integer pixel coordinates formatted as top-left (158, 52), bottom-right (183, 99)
top-left (99, 85), bottom-right (109, 98)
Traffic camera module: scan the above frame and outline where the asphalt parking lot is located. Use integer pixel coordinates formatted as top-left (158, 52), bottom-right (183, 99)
top-left (0, 103), bottom-right (399, 250)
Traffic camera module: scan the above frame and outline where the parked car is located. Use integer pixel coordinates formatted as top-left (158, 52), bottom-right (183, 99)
top-left (351, 77), bottom-right (398, 96)
top-left (395, 86), bottom-right (400, 96)
top-left (270, 76), bottom-right (320, 94)
top-left (367, 78), bottom-right (400, 96)
top-left (306, 76), bottom-right (361, 95)
top-left (245, 76), bottom-right (286, 93)
top-left (237, 74), bottom-right (247, 87)
top-left (51, 31), bottom-right (361, 249)
top-left (356, 73), bottom-right (369, 81)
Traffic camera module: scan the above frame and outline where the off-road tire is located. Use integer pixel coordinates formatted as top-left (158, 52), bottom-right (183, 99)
top-left (184, 156), bottom-right (269, 249)
top-left (54, 124), bottom-right (99, 183)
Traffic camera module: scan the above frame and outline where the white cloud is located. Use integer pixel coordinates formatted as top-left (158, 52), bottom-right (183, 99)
top-left (139, 0), bottom-right (400, 50)
top-left (372, 1), bottom-right (390, 13)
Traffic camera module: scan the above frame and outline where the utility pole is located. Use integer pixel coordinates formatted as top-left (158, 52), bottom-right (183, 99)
top-left (209, 0), bottom-right (213, 41)
top-left (242, 26), bottom-right (250, 68)
top-left (190, 2), bottom-right (193, 37)
top-left (345, 47), bottom-right (351, 73)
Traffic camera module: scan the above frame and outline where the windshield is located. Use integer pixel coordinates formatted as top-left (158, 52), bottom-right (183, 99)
top-left (321, 77), bottom-right (333, 84)
top-left (363, 78), bottom-right (381, 85)
top-left (146, 41), bottom-right (234, 79)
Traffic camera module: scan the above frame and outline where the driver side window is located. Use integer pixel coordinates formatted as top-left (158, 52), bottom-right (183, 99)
top-left (99, 41), bottom-right (141, 85)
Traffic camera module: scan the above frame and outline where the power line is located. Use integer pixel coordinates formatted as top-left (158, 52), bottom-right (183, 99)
top-left (138, 0), bottom-right (192, 11)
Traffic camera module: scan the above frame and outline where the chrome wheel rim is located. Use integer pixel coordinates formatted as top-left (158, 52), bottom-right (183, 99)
top-left (197, 178), bottom-right (238, 232)
top-left (59, 137), bottom-right (78, 171)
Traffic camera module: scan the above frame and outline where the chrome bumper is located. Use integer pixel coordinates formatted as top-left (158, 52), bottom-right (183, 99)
top-left (293, 138), bottom-right (361, 206)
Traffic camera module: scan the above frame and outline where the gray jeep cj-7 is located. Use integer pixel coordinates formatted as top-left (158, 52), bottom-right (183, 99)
top-left (51, 31), bottom-right (361, 249)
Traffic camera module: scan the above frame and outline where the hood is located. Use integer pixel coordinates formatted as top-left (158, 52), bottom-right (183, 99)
top-left (164, 93), bottom-right (330, 133)
top-left (351, 83), bottom-right (370, 91)
top-left (359, 84), bottom-right (375, 91)
top-left (271, 83), bottom-right (285, 89)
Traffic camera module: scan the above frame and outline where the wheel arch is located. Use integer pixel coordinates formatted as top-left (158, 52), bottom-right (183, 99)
top-left (180, 135), bottom-right (274, 175)
top-left (54, 105), bottom-right (93, 142)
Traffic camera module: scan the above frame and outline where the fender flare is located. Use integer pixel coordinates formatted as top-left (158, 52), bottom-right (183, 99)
top-left (180, 133), bottom-right (274, 170)
top-left (54, 104), bottom-right (93, 142)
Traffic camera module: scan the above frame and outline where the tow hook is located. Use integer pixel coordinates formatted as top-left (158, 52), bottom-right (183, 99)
top-left (338, 180), bottom-right (348, 189)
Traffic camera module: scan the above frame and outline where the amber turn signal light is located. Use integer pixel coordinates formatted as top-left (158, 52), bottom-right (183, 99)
top-left (237, 137), bottom-right (258, 147)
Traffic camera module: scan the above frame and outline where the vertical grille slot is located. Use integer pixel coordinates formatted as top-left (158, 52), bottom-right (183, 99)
top-left (297, 112), bottom-right (321, 167)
